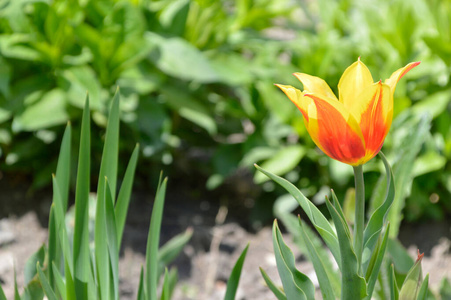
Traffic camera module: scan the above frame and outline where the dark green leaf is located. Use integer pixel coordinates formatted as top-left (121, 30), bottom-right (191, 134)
top-left (224, 244), bottom-right (249, 300)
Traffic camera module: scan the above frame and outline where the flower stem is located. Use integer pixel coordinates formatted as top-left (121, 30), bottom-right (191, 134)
top-left (353, 165), bottom-right (365, 275)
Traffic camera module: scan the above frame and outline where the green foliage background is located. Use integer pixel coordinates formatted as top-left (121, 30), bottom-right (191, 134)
top-left (0, 0), bottom-right (450, 223)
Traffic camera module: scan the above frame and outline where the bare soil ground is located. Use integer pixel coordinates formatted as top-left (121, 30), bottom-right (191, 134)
top-left (0, 175), bottom-right (450, 299)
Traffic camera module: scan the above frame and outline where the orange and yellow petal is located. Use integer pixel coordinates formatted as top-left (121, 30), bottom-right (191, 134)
top-left (304, 94), bottom-right (366, 165)
top-left (338, 58), bottom-right (374, 114)
top-left (293, 73), bottom-right (338, 101)
top-left (275, 84), bottom-right (313, 121)
top-left (358, 81), bottom-right (392, 164)
top-left (384, 61), bottom-right (421, 93)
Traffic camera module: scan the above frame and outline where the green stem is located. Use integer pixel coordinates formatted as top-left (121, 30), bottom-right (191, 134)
top-left (353, 165), bottom-right (365, 275)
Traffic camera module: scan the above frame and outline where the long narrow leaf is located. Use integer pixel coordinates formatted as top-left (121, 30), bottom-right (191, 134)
top-left (157, 228), bottom-right (192, 276)
top-left (72, 97), bottom-right (91, 299)
top-left (55, 122), bottom-right (72, 212)
top-left (51, 262), bottom-right (67, 300)
top-left (364, 223), bottom-right (390, 300)
top-left (95, 178), bottom-right (110, 300)
top-left (417, 274), bottom-right (429, 300)
top-left (255, 164), bottom-right (341, 268)
top-left (259, 268), bottom-right (287, 300)
top-left (95, 92), bottom-right (120, 300)
top-left (299, 218), bottom-right (336, 300)
top-left (224, 244), bottom-right (249, 300)
top-left (137, 267), bottom-right (146, 300)
top-left (37, 263), bottom-right (58, 300)
top-left (272, 220), bottom-right (314, 300)
top-left (325, 198), bottom-right (367, 299)
top-left (104, 179), bottom-right (119, 300)
top-left (363, 152), bottom-right (395, 272)
top-left (146, 176), bottom-right (168, 300)
top-left (115, 143), bottom-right (140, 247)
top-left (389, 264), bottom-right (399, 300)
top-left (97, 89), bottom-right (120, 205)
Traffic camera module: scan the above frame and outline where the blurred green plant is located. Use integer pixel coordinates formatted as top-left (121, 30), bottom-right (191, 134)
top-left (0, 0), bottom-right (449, 223)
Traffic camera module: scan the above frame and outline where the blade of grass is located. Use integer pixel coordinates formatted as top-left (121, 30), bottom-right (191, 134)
top-left (160, 269), bottom-right (170, 300)
top-left (37, 263), bottom-right (58, 300)
top-left (146, 175), bottom-right (168, 300)
top-left (73, 96), bottom-right (91, 299)
top-left (157, 228), bottom-right (192, 276)
top-left (137, 267), bottom-right (146, 300)
top-left (224, 244), bottom-right (249, 300)
top-left (95, 91), bottom-right (120, 300)
top-left (55, 122), bottom-right (72, 212)
top-left (105, 178), bottom-right (119, 300)
top-left (97, 89), bottom-right (120, 205)
top-left (115, 143), bottom-right (140, 247)
top-left (51, 262), bottom-right (67, 300)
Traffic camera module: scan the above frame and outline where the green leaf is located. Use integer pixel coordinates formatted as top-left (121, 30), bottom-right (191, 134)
top-left (14, 267), bottom-right (20, 300)
top-left (389, 264), bottom-right (399, 300)
top-left (399, 252), bottom-right (424, 300)
top-left (158, 228), bottom-right (193, 276)
top-left (37, 263), bottom-right (58, 300)
top-left (254, 146), bottom-right (305, 184)
top-left (272, 220), bottom-right (315, 300)
top-left (95, 91), bottom-right (120, 300)
top-left (298, 218), bottom-right (337, 300)
top-left (148, 34), bottom-right (219, 83)
top-left (439, 277), bottom-right (451, 300)
top-left (73, 97), bottom-right (91, 299)
top-left (160, 269), bottom-right (170, 300)
top-left (55, 123), bottom-right (71, 213)
top-left (136, 267), bottom-right (146, 300)
top-left (60, 66), bottom-right (102, 110)
top-left (12, 88), bottom-right (69, 131)
top-left (105, 179), bottom-right (120, 300)
top-left (159, 268), bottom-right (178, 300)
top-left (160, 86), bottom-right (217, 135)
top-left (325, 197), bottom-right (367, 299)
top-left (224, 244), bottom-right (249, 300)
top-left (97, 89), bottom-right (120, 204)
top-left (255, 164), bottom-right (341, 268)
top-left (22, 279), bottom-right (44, 300)
top-left (259, 268), bottom-right (287, 300)
top-left (364, 224), bottom-right (390, 300)
top-left (363, 152), bottom-right (395, 272)
top-left (51, 262), bottom-right (67, 300)
top-left (116, 144), bottom-right (140, 247)
top-left (0, 285), bottom-right (6, 300)
top-left (146, 175), bottom-right (168, 300)
top-left (416, 273), bottom-right (429, 300)
top-left (24, 244), bottom-right (46, 285)
top-left (273, 196), bottom-right (340, 297)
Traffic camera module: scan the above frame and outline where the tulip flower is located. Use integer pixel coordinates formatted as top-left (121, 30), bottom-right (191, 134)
top-left (276, 58), bottom-right (420, 166)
